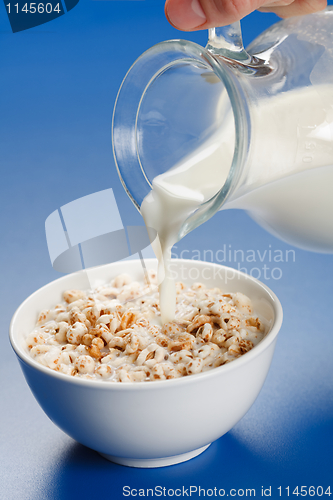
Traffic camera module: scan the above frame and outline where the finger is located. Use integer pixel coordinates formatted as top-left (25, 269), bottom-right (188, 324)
top-left (259, 0), bottom-right (294, 8)
top-left (165, 0), bottom-right (265, 31)
top-left (259, 0), bottom-right (326, 17)
top-left (165, 0), bottom-right (327, 31)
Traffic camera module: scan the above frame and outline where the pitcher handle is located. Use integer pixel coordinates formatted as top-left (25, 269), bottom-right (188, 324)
top-left (206, 22), bottom-right (272, 75)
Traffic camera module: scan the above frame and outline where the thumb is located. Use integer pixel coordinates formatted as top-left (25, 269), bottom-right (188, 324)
top-left (165, 0), bottom-right (327, 31)
top-left (165, 0), bottom-right (265, 31)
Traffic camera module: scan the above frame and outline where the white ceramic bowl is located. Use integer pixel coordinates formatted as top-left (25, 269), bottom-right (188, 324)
top-left (10, 259), bottom-right (282, 468)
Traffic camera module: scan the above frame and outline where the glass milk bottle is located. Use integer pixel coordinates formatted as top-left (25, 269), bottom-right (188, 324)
top-left (112, 8), bottom-right (333, 253)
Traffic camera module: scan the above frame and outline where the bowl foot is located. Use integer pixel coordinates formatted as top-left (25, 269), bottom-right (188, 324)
top-left (99, 443), bottom-right (211, 468)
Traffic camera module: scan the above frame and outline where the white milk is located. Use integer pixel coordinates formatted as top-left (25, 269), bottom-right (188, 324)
top-left (141, 86), bottom-right (333, 323)
top-left (141, 129), bottom-right (234, 323)
top-left (226, 164), bottom-right (333, 252)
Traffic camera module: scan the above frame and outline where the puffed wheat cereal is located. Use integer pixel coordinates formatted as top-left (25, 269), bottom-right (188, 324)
top-left (26, 271), bottom-right (268, 382)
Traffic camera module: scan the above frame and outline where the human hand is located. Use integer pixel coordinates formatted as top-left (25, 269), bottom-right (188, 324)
top-left (165, 0), bottom-right (327, 31)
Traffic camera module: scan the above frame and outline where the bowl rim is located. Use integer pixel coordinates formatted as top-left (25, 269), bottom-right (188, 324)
top-left (9, 258), bottom-right (283, 391)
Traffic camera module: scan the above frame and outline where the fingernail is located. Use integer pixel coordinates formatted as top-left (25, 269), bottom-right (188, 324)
top-left (166, 0), bottom-right (207, 31)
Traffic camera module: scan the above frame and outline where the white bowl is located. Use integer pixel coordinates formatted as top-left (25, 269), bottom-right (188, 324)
top-left (9, 259), bottom-right (282, 468)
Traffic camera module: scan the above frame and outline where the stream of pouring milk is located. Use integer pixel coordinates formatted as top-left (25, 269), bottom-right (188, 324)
top-left (141, 129), bottom-right (234, 323)
top-left (141, 86), bottom-right (333, 324)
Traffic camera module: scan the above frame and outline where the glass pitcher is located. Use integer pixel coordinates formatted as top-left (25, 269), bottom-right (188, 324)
top-left (112, 8), bottom-right (333, 253)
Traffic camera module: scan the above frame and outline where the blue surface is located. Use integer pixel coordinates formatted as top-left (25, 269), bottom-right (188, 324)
top-left (1, 1), bottom-right (333, 499)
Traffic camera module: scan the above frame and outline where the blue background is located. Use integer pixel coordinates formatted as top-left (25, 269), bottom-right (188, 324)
top-left (0, 1), bottom-right (332, 499)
